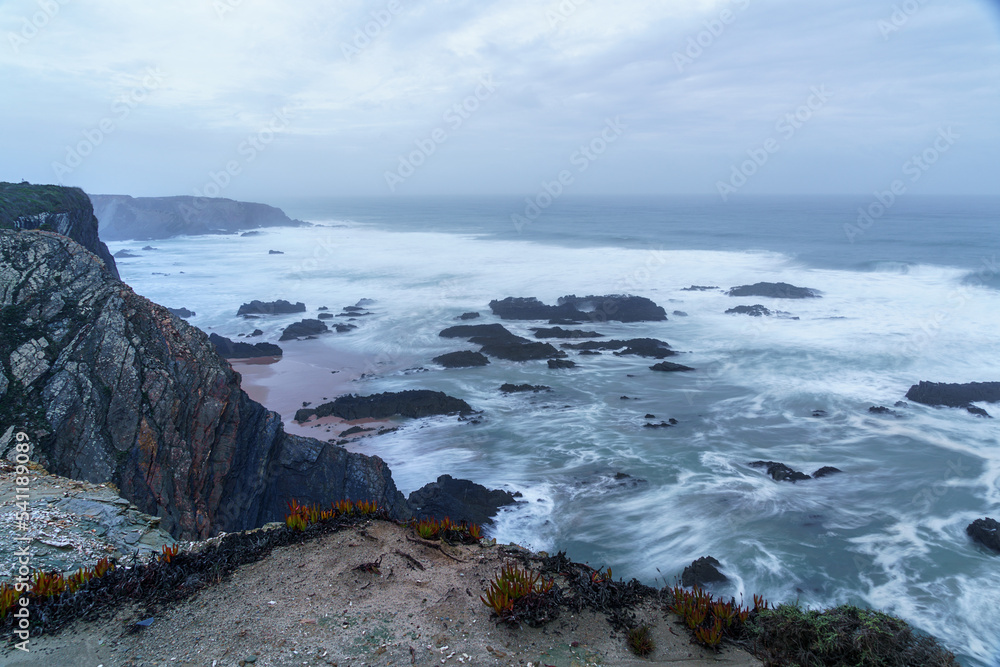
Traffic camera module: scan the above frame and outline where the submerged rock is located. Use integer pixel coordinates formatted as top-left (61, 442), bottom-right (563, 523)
top-left (727, 282), bottom-right (820, 299)
top-left (237, 299), bottom-right (306, 317)
top-left (407, 475), bottom-right (518, 526)
top-left (532, 327), bottom-right (603, 339)
top-left (209, 333), bottom-right (282, 359)
top-left (681, 556), bottom-right (728, 588)
top-left (481, 340), bottom-right (566, 362)
top-left (548, 359), bottom-right (577, 369)
top-left (749, 461), bottom-right (812, 483)
top-left (681, 285), bottom-right (718, 292)
top-left (294, 390), bottom-right (472, 423)
top-left (650, 361), bottom-right (695, 372)
top-left (433, 350), bottom-right (490, 368)
top-left (457, 311), bottom-right (480, 320)
top-left (967, 517), bottom-right (1000, 554)
top-left (562, 338), bottom-right (676, 359)
top-left (499, 383), bottom-right (551, 393)
top-left (812, 466), bottom-right (843, 478)
top-left (868, 406), bottom-right (900, 417)
top-left (726, 304), bottom-right (772, 317)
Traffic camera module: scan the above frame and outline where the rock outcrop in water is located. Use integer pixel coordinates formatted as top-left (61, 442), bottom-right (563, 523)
top-left (294, 390), bottom-right (473, 423)
top-left (726, 304), bottom-right (772, 317)
top-left (0, 182), bottom-right (118, 279)
top-left (279, 319), bottom-right (329, 341)
top-left (749, 461), bottom-right (842, 482)
top-left (433, 351), bottom-right (490, 368)
top-left (440, 323), bottom-right (567, 362)
top-left (905, 381), bottom-right (1000, 417)
top-left (727, 282), bottom-right (820, 298)
top-left (489, 295), bottom-right (667, 323)
top-left (209, 333), bottom-right (282, 359)
top-left (406, 475), bottom-right (518, 526)
top-left (89, 194), bottom-right (305, 241)
top-left (237, 299), bottom-right (306, 317)
top-left (561, 338), bottom-right (676, 359)
top-left (0, 229), bottom-right (409, 539)
top-left (967, 517), bottom-right (1000, 554)
top-left (681, 556), bottom-right (728, 587)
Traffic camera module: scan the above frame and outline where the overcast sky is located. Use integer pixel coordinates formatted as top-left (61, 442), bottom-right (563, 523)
top-left (1, 0), bottom-right (998, 199)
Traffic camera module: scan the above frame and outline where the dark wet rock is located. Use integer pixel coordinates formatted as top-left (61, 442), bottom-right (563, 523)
top-left (579, 350), bottom-right (601, 356)
top-left (90, 194), bottom-right (305, 241)
top-left (355, 298), bottom-right (376, 307)
top-left (548, 359), bottom-right (577, 369)
top-left (141, 245), bottom-right (157, 251)
top-left (268, 250), bottom-right (284, 255)
top-left (499, 383), bottom-right (551, 393)
top-left (340, 426), bottom-right (375, 437)
top-left (240, 231), bottom-right (263, 237)
top-left (433, 351), bottom-right (490, 368)
top-left (726, 304), bottom-right (772, 317)
top-left (749, 461), bottom-right (811, 483)
top-left (294, 390), bottom-right (472, 423)
top-left (728, 282), bottom-right (820, 299)
top-left (548, 318), bottom-right (582, 325)
top-left (650, 361), bottom-right (695, 372)
top-left (209, 334), bottom-right (282, 359)
top-left (279, 319), bottom-right (329, 341)
top-left (237, 299), bottom-right (306, 317)
top-left (812, 467), bottom-right (843, 478)
top-left (458, 312), bottom-right (480, 320)
top-left (317, 313), bottom-right (334, 320)
top-left (681, 556), bottom-right (728, 588)
top-left (967, 517), bottom-right (1000, 554)
top-left (167, 307), bottom-right (196, 318)
top-left (672, 311), bottom-right (688, 317)
top-left (334, 324), bottom-right (357, 333)
top-left (868, 406), bottom-right (899, 416)
top-left (644, 414), bottom-right (656, 419)
top-left (811, 410), bottom-right (828, 418)
top-left (489, 294), bottom-right (667, 323)
top-left (681, 285), bottom-right (718, 292)
top-left (318, 306), bottom-right (329, 311)
top-left (905, 382), bottom-right (1000, 414)
top-left (336, 311), bottom-right (372, 317)
top-left (407, 474), bottom-right (518, 526)
top-left (894, 401), bottom-right (908, 408)
top-left (532, 327), bottom-right (603, 339)
top-left (968, 406), bottom-right (993, 418)
top-left (643, 421), bottom-right (675, 429)
top-left (440, 323), bottom-right (521, 342)
top-left (248, 329), bottom-right (263, 337)
top-left (562, 338), bottom-right (675, 359)
top-left (0, 230), bottom-right (410, 539)
top-left (576, 471), bottom-right (648, 491)
top-left (114, 250), bottom-right (140, 258)
top-left (481, 340), bottom-right (566, 362)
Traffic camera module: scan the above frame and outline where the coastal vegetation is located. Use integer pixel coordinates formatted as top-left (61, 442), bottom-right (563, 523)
top-left (0, 181), bottom-right (90, 229)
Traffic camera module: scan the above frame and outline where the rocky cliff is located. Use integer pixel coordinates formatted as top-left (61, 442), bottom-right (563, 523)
top-left (0, 182), bottom-right (118, 279)
top-left (89, 194), bottom-right (305, 241)
top-left (0, 229), bottom-right (409, 539)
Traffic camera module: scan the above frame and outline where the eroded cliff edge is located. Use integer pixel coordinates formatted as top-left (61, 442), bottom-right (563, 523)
top-left (0, 229), bottom-right (409, 539)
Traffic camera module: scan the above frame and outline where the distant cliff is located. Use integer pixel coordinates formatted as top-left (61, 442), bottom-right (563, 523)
top-left (0, 182), bottom-right (119, 279)
top-left (0, 229), bottom-right (409, 539)
top-left (89, 194), bottom-right (305, 241)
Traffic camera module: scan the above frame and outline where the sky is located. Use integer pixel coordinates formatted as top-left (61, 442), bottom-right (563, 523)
top-left (1, 0), bottom-right (998, 199)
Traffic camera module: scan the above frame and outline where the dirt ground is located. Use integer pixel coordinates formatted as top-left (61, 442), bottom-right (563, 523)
top-left (3, 520), bottom-right (761, 667)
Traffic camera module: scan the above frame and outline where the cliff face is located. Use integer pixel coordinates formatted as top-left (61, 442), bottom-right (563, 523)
top-left (0, 182), bottom-right (119, 279)
top-left (89, 194), bottom-right (304, 241)
top-left (0, 230), bottom-right (409, 539)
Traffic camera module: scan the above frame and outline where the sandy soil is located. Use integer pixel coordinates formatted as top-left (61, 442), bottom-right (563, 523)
top-left (4, 520), bottom-right (761, 667)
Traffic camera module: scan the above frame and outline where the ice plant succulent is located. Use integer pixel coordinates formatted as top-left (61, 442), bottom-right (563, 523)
top-left (627, 624), bottom-right (655, 656)
top-left (481, 562), bottom-right (556, 626)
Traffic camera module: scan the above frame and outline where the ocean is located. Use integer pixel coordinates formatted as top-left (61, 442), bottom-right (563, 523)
top-left (108, 195), bottom-right (1000, 666)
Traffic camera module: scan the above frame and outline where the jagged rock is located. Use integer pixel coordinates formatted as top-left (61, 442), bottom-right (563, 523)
top-left (968, 406), bottom-right (992, 418)
top-left (681, 285), bottom-right (718, 291)
top-left (10, 338), bottom-right (51, 387)
top-left (0, 229), bottom-right (409, 539)
top-left (168, 307), bottom-right (196, 318)
top-left (0, 361), bottom-right (7, 400)
top-left (672, 311), bottom-right (688, 317)
top-left (812, 467), bottom-right (843, 478)
top-left (334, 324), bottom-right (357, 333)
top-left (457, 312), bottom-right (480, 320)
top-left (726, 304), bottom-right (772, 317)
top-left (237, 299), bottom-right (306, 317)
top-left (905, 381), bottom-right (1000, 410)
top-left (248, 329), bottom-right (263, 337)
top-left (532, 327), bottom-right (603, 339)
top-left (114, 250), bottom-right (140, 258)
top-left (433, 351), bottom-right (490, 368)
top-left (499, 384), bottom-right (551, 393)
top-left (209, 333), bottom-right (282, 359)
top-left (547, 359), bottom-right (576, 369)
top-left (407, 475), bottom-right (517, 526)
top-left (439, 324), bottom-right (521, 342)
top-left (650, 362), bottom-right (695, 372)
top-left (728, 282), bottom-right (820, 299)
top-left (561, 338), bottom-right (676, 358)
top-left (141, 245), bottom-right (157, 251)
top-left (481, 340), bottom-right (565, 361)
top-left (681, 556), bottom-right (728, 588)
top-left (1, 182), bottom-right (119, 278)
top-left (489, 294), bottom-right (667, 323)
top-left (749, 461), bottom-right (811, 483)
top-left (340, 426), bottom-right (374, 436)
top-left (89, 194), bottom-right (305, 241)
top-left (294, 390), bottom-right (472, 423)
top-left (967, 517), bottom-right (1000, 554)
top-left (579, 350), bottom-right (601, 356)
top-left (279, 319), bottom-right (329, 341)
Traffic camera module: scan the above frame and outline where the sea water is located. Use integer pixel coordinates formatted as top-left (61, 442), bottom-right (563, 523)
top-left (108, 195), bottom-right (1000, 666)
